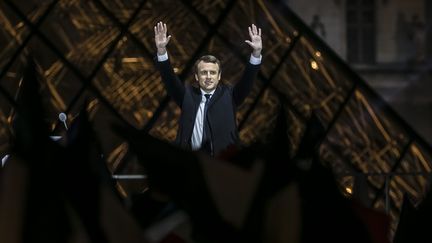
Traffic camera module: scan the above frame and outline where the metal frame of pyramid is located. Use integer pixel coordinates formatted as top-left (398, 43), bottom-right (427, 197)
top-left (0, 0), bottom-right (431, 236)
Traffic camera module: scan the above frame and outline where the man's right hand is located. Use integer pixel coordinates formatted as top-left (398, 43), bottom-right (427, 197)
top-left (154, 21), bottom-right (171, 55)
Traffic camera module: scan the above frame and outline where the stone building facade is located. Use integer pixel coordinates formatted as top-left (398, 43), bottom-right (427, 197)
top-left (285, 0), bottom-right (432, 144)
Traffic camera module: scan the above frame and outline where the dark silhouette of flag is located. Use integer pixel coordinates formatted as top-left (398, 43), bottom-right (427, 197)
top-left (293, 113), bottom-right (388, 243)
top-left (394, 186), bottom-right (432, 243)
top-left (0, 57), bottom-right (70, 243)
top-left (0, 58), bottom-right (148, 243)
top-left (116, 125), bottom-right (242, 243)
top-left (118, 105), bottom-right (391, 243)
top-left (62, 106), bottom-right (147, 243)
top-left (117, 104), bottom-right (299, 243)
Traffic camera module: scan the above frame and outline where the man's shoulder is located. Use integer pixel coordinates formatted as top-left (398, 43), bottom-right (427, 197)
top-left (183, 85), bottom-right (201, 95)
top-left (219, 83), bottom-right (233, 89)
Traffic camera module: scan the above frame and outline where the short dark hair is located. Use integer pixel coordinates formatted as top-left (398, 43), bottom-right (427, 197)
top-left (194, 55), bottom-right (221, 75)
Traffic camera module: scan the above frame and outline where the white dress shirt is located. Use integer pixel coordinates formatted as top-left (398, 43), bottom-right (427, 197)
top-left (191, 90), bottom-right (214, 150)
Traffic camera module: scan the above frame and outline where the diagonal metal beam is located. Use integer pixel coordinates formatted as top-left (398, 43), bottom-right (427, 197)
top-left (62, 0), bottom-right (149, 118)
top-left (91, 0), bottom-right (154, 60)
top-left (5, 0), bottom-right (130, 127)
top-left (370, 139), bottom-right (413, 207)
top-left (269, 0), bottom-right (418, 203)
top-left (276, 0), bottom-right (432, 153)
top-left (0, 0), bottom-right (60, 108)
top-left (211, 29), bottom-right (307, 123)
top-left (237, 34), bottom-right (301, 130)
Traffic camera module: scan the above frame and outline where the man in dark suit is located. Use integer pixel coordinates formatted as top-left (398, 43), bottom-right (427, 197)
top-left (154, 21), bottom-right (262, 156)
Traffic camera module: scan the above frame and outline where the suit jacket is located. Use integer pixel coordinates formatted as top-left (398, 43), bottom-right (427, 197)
top-left (156, 57), bottom-right (260, 156)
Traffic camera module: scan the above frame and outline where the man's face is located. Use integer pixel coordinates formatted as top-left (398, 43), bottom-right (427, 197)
top-left (195, 61), bottom-right (221, 92)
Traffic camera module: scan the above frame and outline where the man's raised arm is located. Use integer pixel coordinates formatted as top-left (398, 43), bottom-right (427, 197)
top-left (153, 21), bottom-right (184, 106)
top-left (233, 24), bottom-right (263, 105)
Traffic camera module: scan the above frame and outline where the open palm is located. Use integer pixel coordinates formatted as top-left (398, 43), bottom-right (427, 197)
top-left (245, 24), bottom-right (262, 56)
top-left (154, 21), bottom-right (171, 50)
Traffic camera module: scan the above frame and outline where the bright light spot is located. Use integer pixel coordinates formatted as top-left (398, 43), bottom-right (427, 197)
top-left (310, 60), bottom-right (319, 70)
top-left (346, 188), bottom-right (352, 194)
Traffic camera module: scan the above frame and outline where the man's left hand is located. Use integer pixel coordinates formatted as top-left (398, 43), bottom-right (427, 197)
top-left (245, 24), bottom-right (262, 58)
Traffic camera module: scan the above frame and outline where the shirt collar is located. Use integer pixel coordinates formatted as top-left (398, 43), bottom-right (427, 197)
top-left (200, 88), bottom-right (215, 96)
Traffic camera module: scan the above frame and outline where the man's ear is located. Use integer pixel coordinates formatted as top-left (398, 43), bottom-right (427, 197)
top-left (195, 73), bottom-right (199, 81)
top-left (217, 71), bottom-right (221, 81)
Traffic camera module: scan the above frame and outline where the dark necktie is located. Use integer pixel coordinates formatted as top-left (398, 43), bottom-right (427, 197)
top-left (203, 94), bottom-right (211, 116)
top-left (201, 94), bottom-right (212, 154)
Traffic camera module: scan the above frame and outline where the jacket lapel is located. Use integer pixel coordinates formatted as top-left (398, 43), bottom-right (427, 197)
top-left (191, 86), bottom-right (202, 115)
top-left (207, 85), bottom-right (222, 110)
